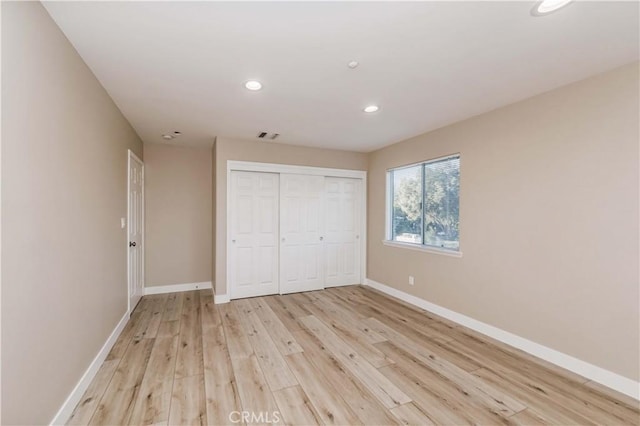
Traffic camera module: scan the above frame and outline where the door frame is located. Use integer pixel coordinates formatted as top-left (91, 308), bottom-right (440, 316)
top-left (127, 149), bottom-right (145, 314)
top-left (226, 160), bottom-right (367, 297)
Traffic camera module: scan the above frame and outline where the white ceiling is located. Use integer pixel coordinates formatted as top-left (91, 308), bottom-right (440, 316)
top-left (43, 1), bottom-right (639, 152)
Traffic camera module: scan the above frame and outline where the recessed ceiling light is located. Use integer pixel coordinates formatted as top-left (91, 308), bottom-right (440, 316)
top-left (162, 134), bottom-right (174, 140)
top-left (347, 61), bottom-right (359, 69)
top-left (531, 0), bottom-right (572, 16)
top-left (245, 80), bottom-right (262, 91)
top-left (363, 105), bottom-right (379, 113)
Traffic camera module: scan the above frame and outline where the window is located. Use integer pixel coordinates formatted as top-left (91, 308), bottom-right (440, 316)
top-left (387, 154), bottom-right (460, 252)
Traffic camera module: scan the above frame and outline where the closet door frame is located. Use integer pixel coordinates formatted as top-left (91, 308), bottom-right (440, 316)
top-left (226, 160), bottom-right (367, 297)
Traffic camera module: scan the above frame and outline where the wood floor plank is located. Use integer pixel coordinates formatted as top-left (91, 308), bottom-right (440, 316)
top-left (141, 294), bottom-right (169, 339)
top-left (218, 302), bottom-right (254, 359)
top-left (352, 286), bottom-right (591, 383)
top-left (509, 408), bottom-right (555, 425)
top-left (128, 335), bottom-right (179, 425)
top-left (89, 338), bottom-right (155, 425)
top-left (448, 338), bottom-right (638, 425)
top-left (367, 317), bottom-right (526, 415)
top-left (376, 340), bottom-right (519, 425)
top-left (262, 295), bottom-right (307, 332)
top-left (175, 291), bottom-right (203, 379)
top-left (232, 355), bottom-right (280, 426)
top-left (272, 385), bottom-right (324, 426)
top-left (390, 402), bottom-right (437, 426)
top-left (379, 364), bottom-right (505, 426)
top-left (162, 292), bottom-right (184, 322)
top-left (234, 301), bottom-right (298, 391)
top-left (66, 359), bottom-right (119, 425)
top-left (292, 328), bottom-right (400, 425)
top-left (347, 292), bottom-right (455, 344)
top-left (200, 290), bottom-right (221, 329)
top-left (313, 291), bottom-right (387, 343)
top-left (302, 301), bottom-right (394, 368)
top-left (202, 323), bottom-right (243, 426)
top-left (471, 367), bottom-right (600, 425)
top-left (157, 319), bottom-right (180, 338)
top-left (335, 291), bottom-right (457, 352)
top-left (584, 380), bottom-right (640, 410)
top-left (300, 315), bottom-right (411, 409)
top-left (168, 374), bottom-right (207, 426)
top-left (105, 310), bottom-right (141, 361)
top-left (342, 286), bottom-right (472, 344)
top-left (249, 297), bottom-right (304, 355)
top-left (285, 352), bottom-right (362, 425)
top-left (130, 297), bottom-right (159, 341)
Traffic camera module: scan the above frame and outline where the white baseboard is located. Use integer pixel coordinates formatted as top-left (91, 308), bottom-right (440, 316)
top-left (214, 293), bottom-right (230, 304)
top-left (144, 281), bottom-right (212, 295)
top-left (50, 311), bottom-right (130, 425)
top-left (363, 278), bottom-right (640, 401)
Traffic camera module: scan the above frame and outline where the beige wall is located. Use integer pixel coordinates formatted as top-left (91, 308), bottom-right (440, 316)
top-left (368, 62), bottom-right (640, 381)
top-left (1, 2), bottom-right (144, 424)
top-left (214, 138), bottom-right (368, 295)
top-left (144, 143), bottom-right (212, 287)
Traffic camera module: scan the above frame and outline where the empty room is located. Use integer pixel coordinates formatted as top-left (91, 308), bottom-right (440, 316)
top-left (1, 1), bottom-right (639, 425)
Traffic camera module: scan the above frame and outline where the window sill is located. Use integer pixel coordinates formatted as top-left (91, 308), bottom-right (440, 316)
top-left (382, 240), bottom-right (463, 258)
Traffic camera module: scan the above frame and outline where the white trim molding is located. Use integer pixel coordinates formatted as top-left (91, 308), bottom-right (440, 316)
top-left (382, 240), bottom-right (463, 257)
top-left (214, 293), bottom-right (230, 304)
top-left (50, 312), bottom-right (130, 425)
top-left (144, 281), bottom-right (212, 295)
top-left (227, 160), bottom-right (367, 179)
top-left (364, 278), bottom-right (640, 401)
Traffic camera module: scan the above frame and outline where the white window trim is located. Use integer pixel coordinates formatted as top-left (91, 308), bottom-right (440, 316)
top-left (385, 153), bottom-right (461, 256)
top-left (382, 240), bottom-right (463, 258)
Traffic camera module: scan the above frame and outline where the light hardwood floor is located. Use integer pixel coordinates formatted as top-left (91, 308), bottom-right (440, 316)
top-left (67, 286), bottom-right (640, 425)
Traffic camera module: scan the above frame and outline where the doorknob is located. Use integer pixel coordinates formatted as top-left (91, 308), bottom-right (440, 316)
top-left (232, 239), bottom-right (236, 243)
top-left (129, 241), bottom-right (136, 247)
top-left (319, 236), bottom-right (324, 241)
top-left (281, 237), bottom-right (286, 242)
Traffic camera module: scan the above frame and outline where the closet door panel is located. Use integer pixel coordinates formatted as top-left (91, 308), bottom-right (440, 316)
top-left (280, 174), bottom-right (325, 294)
top-left (229, 171), bottom-right (280, 299)
top-left (324, 177), bottom-right (361, 287)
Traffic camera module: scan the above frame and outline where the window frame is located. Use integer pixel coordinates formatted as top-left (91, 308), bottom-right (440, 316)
top-left (385, 153), bottom-right (462, 257)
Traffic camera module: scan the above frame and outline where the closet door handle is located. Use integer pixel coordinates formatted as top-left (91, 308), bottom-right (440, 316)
top-left (319, 236), bottom-right (324, 241)
top-left (231, 239), bottom-right (236, 243)
top-left (281, 237), bottom-right (286, 242)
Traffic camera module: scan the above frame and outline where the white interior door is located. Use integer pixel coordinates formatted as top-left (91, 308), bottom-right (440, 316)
top-left (229, 171), bottom-right (280, 299)
top-left (324, 177), bottom-right (362, 287)
top-left (280, 173), bottom-right (325, 294)
top-left (127, 150), bottom-right (144, 312)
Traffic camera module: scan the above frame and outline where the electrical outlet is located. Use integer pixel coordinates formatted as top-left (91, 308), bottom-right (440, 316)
top-left (409, 276), bottom-right (415, 285)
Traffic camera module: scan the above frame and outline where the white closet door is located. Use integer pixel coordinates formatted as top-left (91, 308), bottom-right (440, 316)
top-left (229, 171), bottom-right (279, 299)
top-left (324, 177), bottom-right (361, 287)
top-left (280, 173), bottom-right (325, 294)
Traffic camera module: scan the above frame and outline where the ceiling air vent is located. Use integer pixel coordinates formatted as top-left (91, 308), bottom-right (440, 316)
top-left (257, 132), bottom-right (280, 140)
